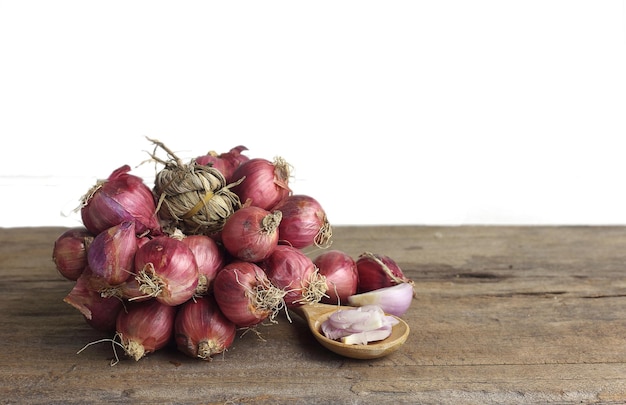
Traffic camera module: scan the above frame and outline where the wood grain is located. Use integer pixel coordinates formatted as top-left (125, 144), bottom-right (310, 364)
top-left (2, 226), bottom-right (626, 404)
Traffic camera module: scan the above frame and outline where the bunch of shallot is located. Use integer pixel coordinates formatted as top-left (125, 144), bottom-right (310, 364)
top-left (52, 138), bottom-right (415, 364)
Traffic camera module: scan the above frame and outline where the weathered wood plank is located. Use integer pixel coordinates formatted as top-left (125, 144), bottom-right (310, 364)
top-left (2, 226), bottom-right (626, 404)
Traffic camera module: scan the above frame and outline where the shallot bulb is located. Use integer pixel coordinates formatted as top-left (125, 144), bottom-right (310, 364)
top-left (195, 145), bottom-right (250, 183)
top-left (262, 245), bottom-right (327, 308)
top-left (182, 234), bottom-right (225, 295)
top-left (80, 165), bottom-right (161, 237)
top-left (87, 221), bottom-right (137, 285)
top-left (213, 261), bottom-right (286, 327)
top-left (221, 206), bottom-right (282, 262)
top-left (52, 227), bottom-right (94, 281)
top-left (230, 157), bottom-right (292, 210)
top-left (313, 250), bottom-right (358, 305)
top-left (133, 235), bottom-right (199, 306)
top-left (64, 267), bottom-right (124, 333)
top-left (175, 295), bottom-right (236, 360)
top-left (273, 194), bottom-right (332, 249)
top-left (116, 299), bottom-right (177, 361)
top-left (356, 251), bottom-right (414, 294)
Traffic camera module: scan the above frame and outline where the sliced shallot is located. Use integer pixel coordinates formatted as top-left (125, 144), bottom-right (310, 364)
top-left (321, 305), bottom-right (399, 345)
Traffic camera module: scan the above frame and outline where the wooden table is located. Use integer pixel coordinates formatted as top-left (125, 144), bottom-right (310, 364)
top-left (2, 226), bottom-right (626, 404)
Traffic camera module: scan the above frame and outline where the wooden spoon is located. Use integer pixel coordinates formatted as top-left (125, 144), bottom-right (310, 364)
top-left (291, 302), bottom-right (410, 359)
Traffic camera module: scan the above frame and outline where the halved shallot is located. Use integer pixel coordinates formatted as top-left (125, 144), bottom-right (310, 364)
top-left (348, 282), bottom-right (414, 317)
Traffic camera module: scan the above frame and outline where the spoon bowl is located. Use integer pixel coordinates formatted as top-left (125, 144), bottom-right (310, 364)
top-left (291, 302), bottom-right (410, 359)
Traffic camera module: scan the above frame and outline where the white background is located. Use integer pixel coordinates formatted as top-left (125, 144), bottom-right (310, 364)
top-left (1, 1), bottom-right (625, 227)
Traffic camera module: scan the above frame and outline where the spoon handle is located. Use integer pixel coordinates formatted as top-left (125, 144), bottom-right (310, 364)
top-left (291, 302), bottom-right (348, 322)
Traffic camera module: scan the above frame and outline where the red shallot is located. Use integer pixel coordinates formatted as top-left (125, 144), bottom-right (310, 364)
top-left (52, 227), bottom-right (94, 281)
top-left (213, 261), bottom-right (286, 328)
top-left (356, 251), bottom-right (414, 293)
top-left (195, 145), bottom-right (250, 183)
top-left (64, 267), bottom-right (124, 333)
top-left (133, 235), bottom-right (199, 306)
top-left (87, 221), bottom-right (138, 285)
top-left (230, 157), bottom-right (292, 210)
top-left (175, 295), bottom-right (236, 360)
top-left (115, 299), bottom-right (177, 361)
top-left (221, 206), bottom-right (282, 262)
top-left (262, 245), bottom-right (327, 308)
top-left (80, 165), bottom-right (162, 237)
top-left (273, 194), bottom-right (332, 249)
top-left (313, 250), bottom-right (358, 305)
top-left (181, 234), bottom-right (225, 295)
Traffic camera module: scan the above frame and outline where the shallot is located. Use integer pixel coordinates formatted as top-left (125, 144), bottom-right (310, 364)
top-left (181, 234), bottom-right (225, 295)
top-left (87, 221), bottom-right (137, 285)
top-left (230, 157), bottom-right (292, 210)
top-left (133, 235), bottom-right (199, 306)
top-left (175, 295), bottom-right (236, 360)
top-left (213, 261), bottom-right (286, 327)
top-left (195, 145), bottom-right (249, 183)
top-left (221, 206), bottom-right (282, 262)
top-left (356, 251), bottom-right (414, 293)
top-left (273, 194), bottom-right (332, 249)
top-left (313, 250), bottom-right (358, 305)
top-left (115, 299), bottom-right (177, 361)
top-left (64, 267), bottom-right (124, 333)
top-left (80, 165), bottom-right (161, 237)
top-left (52, 227), bottom-right (94, 281)
top-left (262, 245), bottom-right (327, 308)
